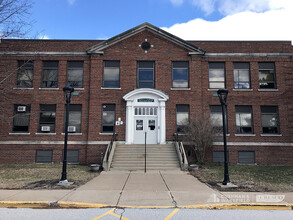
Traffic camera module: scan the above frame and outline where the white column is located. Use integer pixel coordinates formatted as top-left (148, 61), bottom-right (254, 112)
top-left (125, 102), bottom-right (133, 144)
top-left (159, 102), bottom-right (166, 144)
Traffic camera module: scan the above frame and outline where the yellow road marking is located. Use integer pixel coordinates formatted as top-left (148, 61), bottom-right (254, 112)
top-left (92, 208), bottom-right (115, 220)
top-left (110, 211), bottom-right (130, 220)
top-left (164, 208), bottom-right (179, 220)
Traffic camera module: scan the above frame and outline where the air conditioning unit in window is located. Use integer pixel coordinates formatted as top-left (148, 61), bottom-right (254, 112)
top-left (68, 126), bottom-right (76, 133)
top-left (41, 126), bottom-right (51, 132)
top-left (17, 106), bottom-right (26, 112)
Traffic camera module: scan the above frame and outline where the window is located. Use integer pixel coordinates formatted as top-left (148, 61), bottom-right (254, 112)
top-left (12, 104), bottom-right (30, 132)
top-left (258, 63), bottom-right (276, 89)
top-left (210, 105), bottom-right (226, 133)
top-left (39, 104), bottom-right (56, 133)
top-left (234, 63), bottom-right (250, 89)
top-left (102, 104), bottom-right (115, 133)
top-left (42, 61), bottom-right (58, 88)
top-left (238, 151), bottom-right (255, 164)
top-left (36, 150), bottom-right (53, 163)
top-left (67, 104), bottom-right (82, 133)
top-left (209, 62), bottom-right (225, 89)
top-left (235, 106), bottom-right (253, 134)
top-left (176, 105), bottom-right (189, 133)
top-left (261, 106), bottom-right (279, 134)
top-left (138, 61), bottom-right (154, 88)
top-left (172, 61), bottom-right (188, 88)
top-left (67, 61), bottom-right (83, 88)
top-left (213, 151), bottom-right (225, 163)
top-left (16, 61), bottom-right (33, 88)
top-left (103, 61), bottom-right (120, 88)
top-left (63, 150), bottom-right (79, 163)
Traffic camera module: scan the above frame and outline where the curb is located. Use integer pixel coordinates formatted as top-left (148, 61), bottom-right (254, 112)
top-left (0, 201), bottom-right (292, 210)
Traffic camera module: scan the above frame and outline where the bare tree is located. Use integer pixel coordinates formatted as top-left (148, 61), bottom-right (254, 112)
top-left (183, 114), bottom-right (219, 164)
top-left (0, 0), bottom-right (33, 39)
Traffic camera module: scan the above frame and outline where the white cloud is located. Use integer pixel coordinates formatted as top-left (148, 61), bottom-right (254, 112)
top-left (161, 6), bottom-right (293, 42)
top-left (67, 0), bottom-right (76, 5)
top-left (170, 0), bottom-right (184, 6)
top-left (38, 34), bottom-right (50, 40)
top-left (191, 0), bottom-right (216, 15)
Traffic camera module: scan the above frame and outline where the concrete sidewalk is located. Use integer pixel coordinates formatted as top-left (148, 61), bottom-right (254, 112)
top-left (0, 171), bottom-right (293, 209)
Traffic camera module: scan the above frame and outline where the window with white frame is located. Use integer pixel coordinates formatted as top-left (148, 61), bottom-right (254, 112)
top-left (235, 106), bottom-right (253, 134)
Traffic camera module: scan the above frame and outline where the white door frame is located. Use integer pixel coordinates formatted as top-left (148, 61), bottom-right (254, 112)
top-left (123, 88), bottom-right (169, 144)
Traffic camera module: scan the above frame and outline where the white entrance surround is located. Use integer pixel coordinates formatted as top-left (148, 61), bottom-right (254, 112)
top-left (123, 88), bottom-right (169, 144)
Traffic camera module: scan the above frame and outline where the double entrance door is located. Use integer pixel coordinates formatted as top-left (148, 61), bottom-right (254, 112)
top-left (133, 107), bottom-right (158, 144)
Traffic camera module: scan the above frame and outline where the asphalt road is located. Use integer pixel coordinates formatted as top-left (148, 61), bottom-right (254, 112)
top-left (1, 208), bottom-right (293, 220)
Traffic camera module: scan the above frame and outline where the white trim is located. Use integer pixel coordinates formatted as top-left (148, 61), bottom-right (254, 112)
top-left (39, 88), bottom-right (59, 90)
top-left (13, 88), bottom-right (34, 90)
top-left (261, 134), bottom-right (282, 137)
top-left (171, 88), bottom-right (191, 91)
top-left (99, 132), bottom-right (115, 135)
top-left (101, 87), bottom-right (122, 90)
top-left (73, 88), bottom-right (85, 91)
top-left (61, 133), bottom-right (82, 135)
top-left (35, 133), bottom-right (56, 135)
top-left (9, 133), bottom-right (30, 135)
top-left (258, 89), bottom-right (279, 92)
top-left (0, 141), bottom-right (109, 145)
top-left (233, 89), bottom-right (253, 92)
top-left (213, 142), bottom-right (292, 146)
top-left (0, 51), bottom-right (88, 56)
top-left (204, 53), bottom-right (293, 58)
top-left (235, 134), bottom-right (256, 136)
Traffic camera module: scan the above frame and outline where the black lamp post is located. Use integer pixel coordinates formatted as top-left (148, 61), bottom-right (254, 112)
top-left (59, 86), bottom-right (74, 184)
top-left (217, 89), bottom-right (231, 185)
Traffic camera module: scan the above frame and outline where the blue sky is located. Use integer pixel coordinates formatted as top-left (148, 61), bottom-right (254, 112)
top-left (32, 0), bottom-right (293, 42)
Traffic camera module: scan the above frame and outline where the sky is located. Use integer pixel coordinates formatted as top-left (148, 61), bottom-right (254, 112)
top-left (32, 0), bottom-right (293, 43)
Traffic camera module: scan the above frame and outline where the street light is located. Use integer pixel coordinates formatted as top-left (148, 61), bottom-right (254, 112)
top-left (59, 86), bottom-right (74, 184)
top-left (217, 89), bottom-right (231, 185)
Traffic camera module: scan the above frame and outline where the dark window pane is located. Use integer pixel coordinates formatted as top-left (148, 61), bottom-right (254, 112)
top-left (238, 151), bottom-right (255, 164)
top-left (173, 61), bottom-right (188, 68)
top-left (138, 61), bottom-right (154, 88)
top-left (138, 61), bottom-right (153, 68)
top-left (258, 63), bottom-right (275, 89)
top-left (173, 69), bottom-right (188, 80)
top-left (103, 61), bottom-right (120, 88)
top-left (261, 106), bottom-right (279, 134)
top-left (213, 151), bottom-right (224, 163)
top-left (66, 104), bottom-right (82, 133)
top-left (102, 104), bottom-right (115, 133)
top-left (43, 61), bottom-right (58, 68)
top-left (138, 82), bottom-right (154, 88)
top-left (42, 61), bottom-right (58, 88)
top-left (36, 150), bottom-right (52, 163)
top-left (13, 104), bottom-right (30, 132)
top-left (17, 61), bottom-right (33, 88)
top-left (63, 150), bottom-right (79, 163)
top-left (39, 104), bottom-right (56, 133)
top-left (138, 69), bottom-right (154, 80)
top-left (176, 105), bottom-right (189, 132)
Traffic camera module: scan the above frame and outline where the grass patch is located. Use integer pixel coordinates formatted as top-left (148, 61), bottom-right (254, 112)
top-left (0, 164), bottom-right (100, 190)
top-left (192, 163), bottom-right (293, 192)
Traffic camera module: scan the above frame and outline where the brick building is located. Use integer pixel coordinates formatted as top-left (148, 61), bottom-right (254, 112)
top-left (0, 23), bottom-right (292, 165)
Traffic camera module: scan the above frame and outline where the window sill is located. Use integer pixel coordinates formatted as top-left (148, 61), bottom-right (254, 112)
top-left (258, 89), bottom-right (279, 92)
top-left (9, 133), bottom-right (30, 135)
top-left (171, 88), bottom-right (191, 90)
top-left (73, 88), bottom-right (84, 91)
top-left (35, 133), bottom-right (56, 135)
top-left (235, 134), bottom-right (256, 136)
top-left (233, 89), bottom-right (253, 92)
top-left (215, 134), bottom-right (230, 136)
top-left (13, 87), bottom-right (34, 90)
top-left (39, 88), bottom-right (59, 90)
top-left (208, 89), bottom-right (225, 91)
top-left (101, 87), bottom-right (121, 90)
top-left (99, 132), bottom-right (116, 135)
top-left (61, 133), bottom-right (82, 135)
top-left (261, 134), bottom-right (282, 137)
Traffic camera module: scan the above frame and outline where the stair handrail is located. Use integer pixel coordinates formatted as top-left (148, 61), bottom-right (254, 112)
top-left (102, 127), bottom-right (118, 171)
top-left (174, 132), bottom-right (188, 171)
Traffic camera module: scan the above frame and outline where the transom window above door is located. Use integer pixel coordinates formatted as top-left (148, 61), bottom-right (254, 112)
top-left (137, 61), bottom-right (154, 88)
top-left (135, 107), bottom-right (157, 116)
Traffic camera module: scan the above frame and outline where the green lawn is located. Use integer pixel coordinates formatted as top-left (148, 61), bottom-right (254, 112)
top-left (0, 164), bottom-right (100, 189)
top-left (193, 163), bottom-right (293, 192)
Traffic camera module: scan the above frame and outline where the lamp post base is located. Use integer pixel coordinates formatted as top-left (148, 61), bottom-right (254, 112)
top-left (222, 181), bottom-right (232, 186)
top-left (58, 179), bottom-right (68, 184)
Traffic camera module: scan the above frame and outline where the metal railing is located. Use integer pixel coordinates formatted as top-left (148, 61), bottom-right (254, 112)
top-left (144, 131), bottom-right (147, 173)
top-left (102, 126), bottom-right (118, 171)
top-left (174, 132), bottom-right (188, 171)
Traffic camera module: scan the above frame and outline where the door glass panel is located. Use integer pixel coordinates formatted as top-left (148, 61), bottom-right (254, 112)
top-left (136, 120), bottom-right (143, 130)
top-left (149, 120), bottom-right (155, 130)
